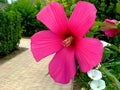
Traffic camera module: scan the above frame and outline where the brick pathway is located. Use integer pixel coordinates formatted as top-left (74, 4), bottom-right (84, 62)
top-left (0, 38), bottom-right (72, 90)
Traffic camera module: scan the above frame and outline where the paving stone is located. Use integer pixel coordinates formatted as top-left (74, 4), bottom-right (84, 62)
top-left (0, 38), bottom-right (72, 90)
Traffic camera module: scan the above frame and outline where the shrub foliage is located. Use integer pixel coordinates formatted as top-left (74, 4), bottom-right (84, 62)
top-left (0, 9), bottom-right (22, 55)
top-left (5, 0), bottom-right (46, 37)
top-left (85, 0), bottom-right (120, 21)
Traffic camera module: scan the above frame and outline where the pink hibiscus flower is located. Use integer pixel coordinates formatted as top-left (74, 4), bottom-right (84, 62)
top-left (31, 1), bottom-right (103, 84)
top-left (102, 19), bottom-right (120, 37)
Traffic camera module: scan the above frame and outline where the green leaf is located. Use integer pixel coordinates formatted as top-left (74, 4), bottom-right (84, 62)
top-left (100, 66), bottom-right (120, 89)
top-left (116, 2), bottom-right (120, 14)
top-left (102, 61), bottom-right (120, 67)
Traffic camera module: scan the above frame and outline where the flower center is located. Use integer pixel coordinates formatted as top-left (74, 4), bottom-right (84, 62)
top-left (63, 36), bottom-right (74, 47)
top-left (92, 75), bottom-right (95, 78)
top-left (96, 85), bottom-right (100, 88)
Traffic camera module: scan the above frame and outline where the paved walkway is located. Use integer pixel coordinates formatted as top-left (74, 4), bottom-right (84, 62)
top-left (0, 38), bottom-right (72, 90)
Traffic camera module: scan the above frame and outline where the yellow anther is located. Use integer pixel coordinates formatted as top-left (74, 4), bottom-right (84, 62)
top-left (63, 36), bottom-right (74, 47)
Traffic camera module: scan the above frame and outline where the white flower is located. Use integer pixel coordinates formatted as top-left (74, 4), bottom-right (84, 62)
top-left (90, 80), bottom-right (106, 90)
top-left (87, 69), bottom-right (102, 80)
top-left (101, 41), bottom-right (110, 47)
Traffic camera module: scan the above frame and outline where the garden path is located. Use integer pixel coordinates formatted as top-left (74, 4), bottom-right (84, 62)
top-left (0, 38), bottom-right (72, 90)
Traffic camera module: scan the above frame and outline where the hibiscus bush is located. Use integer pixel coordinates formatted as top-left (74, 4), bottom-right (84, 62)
top-left (75, 19), bottom-right (120, 89)
top-left (0, 9), bottom-right (22, 55)
top-left (30, 1), bottom-right (120, 90)
top-left (99, 20), bottom-right (120, 89)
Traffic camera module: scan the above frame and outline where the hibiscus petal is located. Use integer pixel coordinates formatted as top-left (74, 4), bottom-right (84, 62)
top-left (75, 38), bottom-right (103, 72)
top-left (103, 29), bottom-right (120, 37)
top-left (49, 47), bottom-right (76, 84)
top-left (31, 31), bottom-right (64, 62)
top-left (36, 2), bottom-right (68, 35)
top-left (104, 19), bottom-right (117, 25)
top-left (68, 1), bottom-right (97, 38)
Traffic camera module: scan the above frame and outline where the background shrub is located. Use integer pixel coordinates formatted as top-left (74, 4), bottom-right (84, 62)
top-left (5, 0), bottom-right (46, 37)
top-left (85, 0), bottom-right (120, 21)
top-left (0, 9), bottom-right (22, 55)
top-left (0, 0), bottom-right (7, 3)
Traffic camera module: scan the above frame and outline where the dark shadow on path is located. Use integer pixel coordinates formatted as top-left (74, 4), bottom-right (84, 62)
top-left (0, 47), bottom-right (28, 65)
